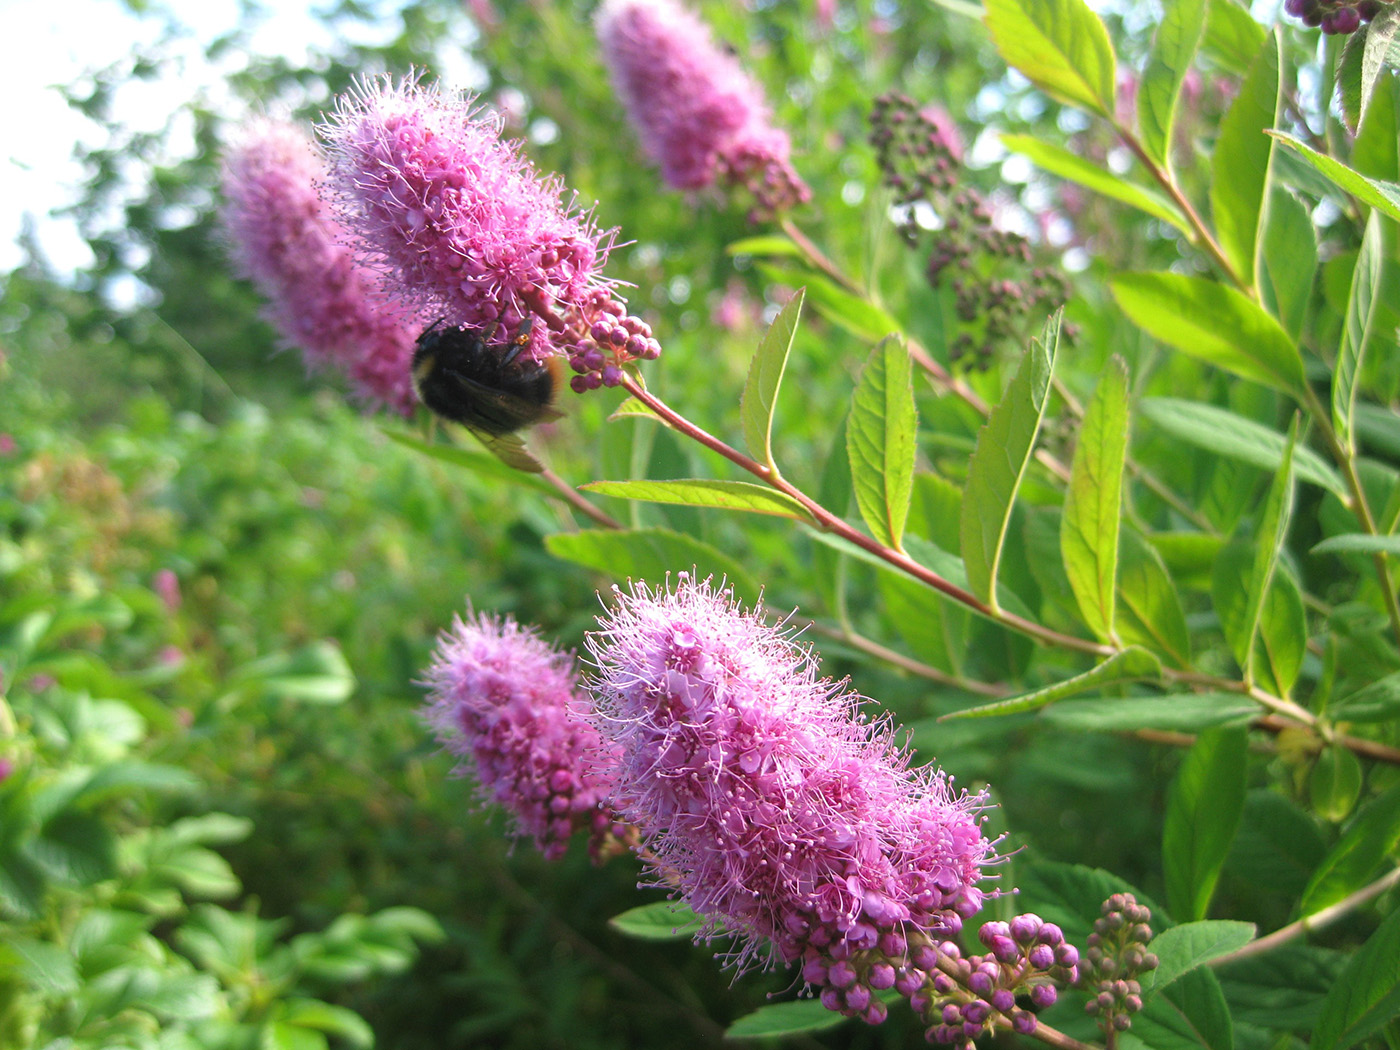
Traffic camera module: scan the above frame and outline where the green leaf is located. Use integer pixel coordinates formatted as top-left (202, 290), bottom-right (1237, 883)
top-left (960, 311), bottom-right (1060, 607)
top-left (1043, 693), bottom-right (1256, 732)
top-left (1139, 398), bottom-right (1347, 497)
top-left (1332, 671), bottom-right (1400, 723)
top-left (278, 1000), bottom-right (373, 1049)
top-left (943, 647), bottom-right (1161, 720)
top-left (1139, 0), bottom-right (1208, 169)
top-left (1300, 783), bottom-right (1400, 914)
top-left (725, 235), bottom-right (801, 257)
top-left (165, 813), bottom-right (255, 847)
top-left (78, 760), bottom-right (200, 801)
top-left (545, 528), bottom-right (761, 605)
top-left (608, 396), bottom-right (665, 424)
top-left (983, 0), bottom-right (1117, 117)
top-left (1227, 790), bottom-right (1329, 897)
top-left (740, 288), bottom-right (804, 472)
top-left (1146, 920), bottom-right (1257, 995)
top-left (608, 901), bottom-right (701, 941)
top-left (1164, 728), bottom-right (1248, 921)
top-left (4, 937), bottom-right (79, 993)
top-left (1116, 529), bottom-right (1193, 668)
top-left (1311, 744), bottom-right (1365, 823)
top-left (1313, 533), bottom-right (1400, 557)
top-left (1062, 356), bottom-right (1129, 642)
top-left (1135, 966), bottom-right (1235, 1050)
top-left (1217, 946), bottom-right (1345, 1030)
top-left (1210, 32), bottom-right (1281, 291)
top-left (234, 642), bottom-right (356, 705)
top-left (1001, 134), bottom-right (1188, 232)
top-left (381, 429), bottom-right (558, 495)
top-left (1313, 908), bottom-right (1400, 1050)
top-left (1338, 5), bottom-right (1400, 131)
top-left (1335, 213), bottom-right (1385, 453)
top-left (1203, 0), bottom-right (1266, 76)
top-left (1254, 568), bottom-right (1307, 698)
top-left (1111, 272), bottom-right (1305, 394)
top-left (1260, 188), bottom-right (1318, 342)
top-left (1269, 132), bottom-right (1400, 223)
top-left (1241, 418), bottom-right (1297, 685)
top-left (137, 972), bottom-right (224, 1021)
top-left (847, 336), bottom-right (917, 551)
top-left (153, 844), bottom-right (242, 899)
top-left (581, 479), bottom-right (812, 521)
top-left (261, 1021), bottom-right (328, 1050)
top-left (727, 999), bottom-right (851, 1038)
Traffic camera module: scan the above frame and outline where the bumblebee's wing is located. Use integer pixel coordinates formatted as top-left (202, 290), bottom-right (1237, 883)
top-left (463, 424), bottom-right (548, 473)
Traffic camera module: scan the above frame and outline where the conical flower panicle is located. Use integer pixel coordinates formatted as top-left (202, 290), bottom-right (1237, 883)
top-left (423, 609), bottom-right (627, 862)
top-left (319, 76), bottom-right (659, 391)
top-left (595, 0), bottom-right (810, 219)
top-left (220, 120), bottom-right (419, 414)
top-left (585, 575), bottom-right (994, 1016)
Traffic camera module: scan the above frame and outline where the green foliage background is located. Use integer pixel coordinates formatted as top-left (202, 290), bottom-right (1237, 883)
top-left (3, 0), bottom-right (1400, 1047)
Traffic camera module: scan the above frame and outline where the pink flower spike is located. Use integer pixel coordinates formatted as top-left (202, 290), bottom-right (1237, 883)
top-left (586, 574), bottom-right (995, 981)
top-left (422, 608), bottom-right (626, 862)
top-left (595, 0), bottom-right (810, 218)
top-left (319, 75), bottom-right (655, 387)
top-left (220, 120), bottom-right (419, 415)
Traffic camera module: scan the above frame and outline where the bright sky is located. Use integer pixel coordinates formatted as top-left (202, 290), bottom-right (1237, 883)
top-left (0, 0), bottom-right (351, 276)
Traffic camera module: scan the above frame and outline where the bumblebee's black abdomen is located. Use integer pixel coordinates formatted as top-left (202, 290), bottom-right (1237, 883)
top-left (411, 321), bottom-right (560, 436)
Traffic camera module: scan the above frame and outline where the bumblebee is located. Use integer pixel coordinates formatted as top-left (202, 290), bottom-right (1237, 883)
top-left (412, 319), bottom-right (562, 472)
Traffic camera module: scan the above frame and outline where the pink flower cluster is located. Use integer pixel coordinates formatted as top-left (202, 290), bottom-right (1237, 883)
top-left (595, 0), bottom-right (810, 219)
top-left (319, 77), bottom-right (659, 392)
top-left (422, 609), bottom-right (627, 861)
top-left (220, 120), bottom-right (418, 414)
top-left (584, 575), bottom-right (993, 1022)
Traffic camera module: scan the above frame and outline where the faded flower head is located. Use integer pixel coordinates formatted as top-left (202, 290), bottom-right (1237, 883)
top-left (595, 0), bottom-right (810, 219)
top-left (423, 608), bottom-right (629, 861)
top-left (220, 119), bottom-right (418, 414)
top-left (319, 76), bottom-right (658, 392)
top-left (586, 575), bottom-right (993, 1021)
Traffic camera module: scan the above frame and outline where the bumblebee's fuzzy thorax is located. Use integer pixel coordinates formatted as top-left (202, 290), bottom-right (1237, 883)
top-left (412, 322), bottom-right (562, 436)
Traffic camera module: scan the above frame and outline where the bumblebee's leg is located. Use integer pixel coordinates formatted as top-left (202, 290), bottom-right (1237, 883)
top-left (498, 316), bottom-right (536, 368)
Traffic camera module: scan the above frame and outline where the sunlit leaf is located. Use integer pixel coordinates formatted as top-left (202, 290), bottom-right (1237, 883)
top-left (1111, 272), bottom-right (1305, 394)
top-left (848, 337), bottom-right (917, 550)
top-left (1062, 357), bottom-right (1128, 642)
top-left (1139, 0), bottom-right (1207, 170)
top-left (1209, 32), bottom-right (1281, 291)
top-left (960, 311), bottom-right (1060, 607)
top-left (983, 0), bottom-right (1117, 116)
top-left (1269, 132), bottom-right (1400, 223)
top-left (740, 288), bottom-right (805, 472)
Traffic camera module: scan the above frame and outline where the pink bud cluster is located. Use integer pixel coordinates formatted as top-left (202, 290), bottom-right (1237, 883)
top-left (594, 0), bottom-right (810, 220)
top-left (220, 120), bottom-right (419, 414)
top-left (1081, 893), bottom-right (1158, 1035)
top-left (913, 914), bottom-right (1079, 1047)
top-left (422, 609), bottom-right (631, 862)
top-left (319, 76), bottom-right (660, 392)
top-left (584, 575), bottom-right (994, 1023)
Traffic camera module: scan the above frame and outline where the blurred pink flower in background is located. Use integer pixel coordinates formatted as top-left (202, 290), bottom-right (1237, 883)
top-left (221, 120), bottom-right (419, 414)
top-left (595, 0), bottom-right (810, 218)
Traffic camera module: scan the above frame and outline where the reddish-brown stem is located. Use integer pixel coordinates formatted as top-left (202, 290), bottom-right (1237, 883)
top-left (1112, 123), bottom-right (1250, 295)
top-left (540, 465), bottom-right (624, 529)
top-left (621, 375), bottom-right (1108, 656)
